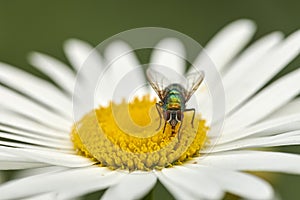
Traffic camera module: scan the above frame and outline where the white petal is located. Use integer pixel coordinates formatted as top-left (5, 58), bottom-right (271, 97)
top-left (0, 122), bottom-right (68, 142)
top-left (150, 38), bottom-right (186, 76)
top-left (14, 166), bottom-right (68, 179)
top-left (0, 151), bottom-right (44, 168)
top-left (44, 168), bottom-right (123, 200)
top-left (0, 146), bottom-right (93, 167)
top-left (159, 166), bottom-right (223, 199)
top-left (64, 38), bottom-right (106, 86)
top-left (0, 167), bottom-right (121, 199)
top-left (194, 31), bottom-right (281, 125)
top-left (68, 43), bottom-right (106, 118)
top-left (224, 68), bottom-right (300, 132)
top-left (0, 109), bottom-right (69, 140)
top-left (190, 19), bottom-right (256, 73)
top-left (102, 172), bottom-right (157, 200)
top-left (194, 84), bottom-right (213, 124)
top-left (198, 150), bottom-right (300, 174)
top-left (0, 62), bottom-right (72, 119)
top-left (213, 114), bottom-right (300, 144)
top-left (28, 52), bottom-right (75, 94)
top-left (192, 21), bottom-right (258, 126)
top-left (148, 38), bottom-right (187, 100)
top-left (155, 171), bottom-right (200, 200)
top-left (186, 165), bottom-right (274, 200)
top-left (0, 151), bottom-right (29, 161)
top-left (0, 140), bottom-right (73, 154)
top-left (64, 39), bottom-right (95, 71)
top-left (222, 31), bottom-right (283, 87)
top-left (0, 129), bottom-right (72, 149)
top-left (0, 85), bottom-right (71, 131)
top-left (23, 193), bottom-right (59, 200)
top-left (225, 30), bottom-right (300, 114)
top-left (206, 130), bottom-right (300, 152)
top-left (96, 40), bottom-right (146, 105)
top-left (0, 152), bottom-right (48, 169)
top-left (0, 162), bottom-right (48, 170)
top-left (56, 171), bottom-right (123, 200)
top-left (267, 97), bottom-right (300, 120)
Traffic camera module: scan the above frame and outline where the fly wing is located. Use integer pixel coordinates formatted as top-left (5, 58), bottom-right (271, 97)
top-left (146, 68), bottom-right (170, 100)
top-left (184, 70), bottom-right (205, 102)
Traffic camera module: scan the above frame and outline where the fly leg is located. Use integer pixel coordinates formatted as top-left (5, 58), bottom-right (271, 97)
top-left (184, 108), bottom-right (195, 128)
top-left (162, 121), bottom-right (167, 133)
top-left (155, 102), bottom-right (163, 131)
top-left (177, 122), bottom-right (183, 139)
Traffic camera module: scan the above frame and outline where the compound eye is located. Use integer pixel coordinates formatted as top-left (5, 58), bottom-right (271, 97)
top-left (164, 111), bottom-right (171, 121)
top-left (176, 111), bottom-right (182, 121)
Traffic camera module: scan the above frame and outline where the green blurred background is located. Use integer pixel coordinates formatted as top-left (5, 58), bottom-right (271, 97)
top-left (0, 1), bottom-right (299, 199)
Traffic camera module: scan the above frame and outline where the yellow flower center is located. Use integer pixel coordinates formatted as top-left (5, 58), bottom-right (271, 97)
top-left (71, 95), bottom-right (208, 171)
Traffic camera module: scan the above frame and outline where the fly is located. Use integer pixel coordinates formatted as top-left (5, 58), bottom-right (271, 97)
top-left (146, 68), bottom-right (204, 138)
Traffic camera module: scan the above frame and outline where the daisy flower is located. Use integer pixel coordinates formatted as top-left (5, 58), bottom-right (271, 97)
top-left (0, 19), bottom-right (300, 200)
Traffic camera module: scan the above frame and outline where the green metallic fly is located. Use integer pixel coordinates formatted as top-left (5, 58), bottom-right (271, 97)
top-left (146, 68), bottom-right (205, 137)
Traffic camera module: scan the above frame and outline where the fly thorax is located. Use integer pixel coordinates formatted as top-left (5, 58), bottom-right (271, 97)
top-left (166, 91), bottom-right (182, 110)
